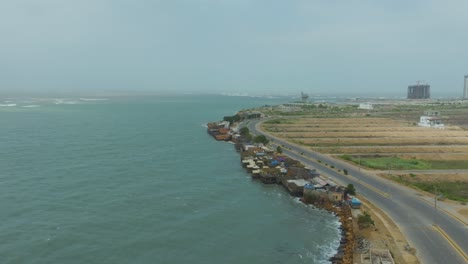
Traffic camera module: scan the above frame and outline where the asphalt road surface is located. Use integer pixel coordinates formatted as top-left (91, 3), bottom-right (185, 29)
top-left (247, 119), bottom-right (468, 264)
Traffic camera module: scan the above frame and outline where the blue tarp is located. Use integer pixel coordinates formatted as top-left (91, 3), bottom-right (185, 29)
top-left (351, 198), bottom-right (362, 205)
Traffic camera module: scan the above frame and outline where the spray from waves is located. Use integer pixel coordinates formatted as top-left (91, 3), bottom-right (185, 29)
top-left (318, 237), bottom-right (341, 264)
top-left (291, 197), bottom-right (341, 263)
top-left (0, 103), bottom-right (17, 107)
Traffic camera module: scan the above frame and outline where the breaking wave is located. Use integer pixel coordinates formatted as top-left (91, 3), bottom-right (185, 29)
top-left (79, 98), bottom-right (109, 101)
top-left (54, 100), bottom-right (79, 105)
top-left (21, 105), bottom-right (41, 108)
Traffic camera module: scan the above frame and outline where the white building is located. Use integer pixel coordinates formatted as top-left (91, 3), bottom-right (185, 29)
top-left (358, 103), bottom-right (373, 110)
top-left (418, 116), bottom-right (444, 128)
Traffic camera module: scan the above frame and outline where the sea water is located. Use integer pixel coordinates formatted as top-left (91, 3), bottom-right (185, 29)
top-left (0, 95), bottom-right (340, 264)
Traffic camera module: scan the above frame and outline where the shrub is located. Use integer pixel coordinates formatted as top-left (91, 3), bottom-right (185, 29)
top-left (276, 146), bottom-right (283, 154)
top-left (253, 135), bottom-right (269, 145)
top-left (343, 169), bottom-right (348, 175)
top-left (345, 184), bottom-right (356, 196)
top-left (341, 155), bottom-right (351, 161)
top-left (239, 127), bottom-right (250, 136)
top-left (358, 212), bottom-right (374, 228)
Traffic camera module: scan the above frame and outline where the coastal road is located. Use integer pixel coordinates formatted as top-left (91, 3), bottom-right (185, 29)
top-left (247, 119), bottom-right (468, 264)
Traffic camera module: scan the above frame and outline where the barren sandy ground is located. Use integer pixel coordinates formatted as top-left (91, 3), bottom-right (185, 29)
top-left (355, 196), bottom-right (419, 264)
top-left (459, 208), bottom-right (468, 217)
top-left (264, 117), bottom-right (468, 165)
top-left (264, 113), bottom-right (468, 263)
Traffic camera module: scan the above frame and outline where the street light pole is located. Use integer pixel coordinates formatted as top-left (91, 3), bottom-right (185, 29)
top-left (358, 155), bottom-right (361, 172)
top-left (434, 185), bottom-right (438, 226)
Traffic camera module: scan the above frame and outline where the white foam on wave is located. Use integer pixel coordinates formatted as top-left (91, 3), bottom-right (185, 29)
top-left (0, 103), bottom-right (16, 107)
top-left (21, 105), bottom-right (41, 108)
top-left (79, 98), bottom-right (109, 101)
top-left (54, 100), bottom-right (79, 105)
top-left (320, 238), bottom-right (341, 263)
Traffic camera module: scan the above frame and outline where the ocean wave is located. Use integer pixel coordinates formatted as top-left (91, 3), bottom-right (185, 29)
top-left (21, 105), bottom-right (41, 108)
top-left (319, 239), bottom-right (340, 264)
top-left (0, 103), bottom-right (17, 107)
top-left (79, 98), bottom-right (109, 101)
top-left (54, 100), bottom-right (79, 105)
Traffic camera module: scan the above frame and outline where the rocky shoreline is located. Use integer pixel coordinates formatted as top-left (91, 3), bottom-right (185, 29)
top-left (207, 118), bottom-right (355, 264)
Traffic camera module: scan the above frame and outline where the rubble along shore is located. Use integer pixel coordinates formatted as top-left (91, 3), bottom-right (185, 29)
top-left (207, 119), bottom-right (356, 264)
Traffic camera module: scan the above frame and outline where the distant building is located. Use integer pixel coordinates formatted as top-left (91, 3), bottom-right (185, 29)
top-left (464, 75), bottom-right (468, 100)
top-left (424, 110), bottom-right (440, 116)
top-left (278, 103), bottom-right (302, 112)
top-left (358, 103), bottom-right (373, 110)
top-left (408, 83), bottom-right (430, 99)
top-left (418, 116), bottom-right (444, 129)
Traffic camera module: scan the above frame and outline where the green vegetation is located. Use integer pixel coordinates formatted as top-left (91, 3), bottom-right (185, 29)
top-left (358, 212), bottom-right (375, 228)
top-left (340, 155), bottom-right (429, 170)
top-left (345, 184), bottom-right (356, 196)
top-left (343, 169), bottom-right (348, 175)
top-left (264, 119), bottom-right (293, 124)
top-left (276, 146), bottom-right (283, 154)
top-left (391, 176), bottom-right (468, 202)
top-left (340, 155), bottom-right (468, 170)
top-left (253, 135), bottom-right (269, 145)
top-left (239, 127), bottom-right (250, 136)
top-left (428, 160), bottom-right (468, 170)
top-left (239, 127), bottom-right (253, 141)
top-left (223, 114), bottom-right (241, 123)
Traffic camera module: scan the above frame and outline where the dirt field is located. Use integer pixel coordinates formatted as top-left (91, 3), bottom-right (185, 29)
top-left (459, 208), bottom-right (468, 217)
top-left (263, 117), bottom-right (468, 170)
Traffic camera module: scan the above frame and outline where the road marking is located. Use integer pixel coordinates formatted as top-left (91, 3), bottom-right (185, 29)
top-left (273, 140), bottom-right (466, 225)
top-left (275, 145), bottom-right (391, 199)
top-left (432, 224), bottom-right (468, 262)
top-left (269, 137), bottom-right (467, 226)
top-left (417, 197), bottom-right (467, 226)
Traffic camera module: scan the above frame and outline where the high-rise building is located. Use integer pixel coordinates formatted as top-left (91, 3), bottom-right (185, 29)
top-left (464, 75), bottom-right (468, 99)
top-left (407, 82), bottom-right (430, 99)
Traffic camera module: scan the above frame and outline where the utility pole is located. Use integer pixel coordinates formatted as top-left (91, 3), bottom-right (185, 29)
top-left (434, 185), bottom-right (438, 226)
top-left (358, 155), bottom-right (361, 172)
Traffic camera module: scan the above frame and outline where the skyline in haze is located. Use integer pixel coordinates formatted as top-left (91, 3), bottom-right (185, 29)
top-left (1, 1), bottom-right (467, 97)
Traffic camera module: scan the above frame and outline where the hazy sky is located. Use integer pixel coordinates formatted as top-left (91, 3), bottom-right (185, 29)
top-left (1, 0), bottom-right (467, 96)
